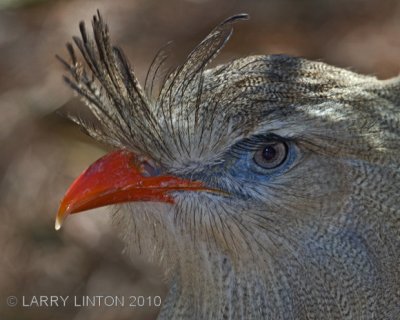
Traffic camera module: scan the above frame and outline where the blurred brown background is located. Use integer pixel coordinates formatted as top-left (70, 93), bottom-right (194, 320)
top-left (1, 0), bottom-right (400, 319)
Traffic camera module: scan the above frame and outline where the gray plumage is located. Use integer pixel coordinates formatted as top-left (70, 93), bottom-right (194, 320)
top-left (57, 11), bottom-right (400, 319)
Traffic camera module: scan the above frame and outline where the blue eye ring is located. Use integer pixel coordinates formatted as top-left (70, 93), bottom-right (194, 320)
top-left (253, 141), bottom-right (288, 169)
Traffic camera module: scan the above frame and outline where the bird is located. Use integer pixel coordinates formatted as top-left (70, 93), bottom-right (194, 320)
top-left (56, 11), bottom-right (400, 319)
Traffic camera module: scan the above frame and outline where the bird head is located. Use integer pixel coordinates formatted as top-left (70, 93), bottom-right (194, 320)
top-left (56, 11), bottom-right (400, 315)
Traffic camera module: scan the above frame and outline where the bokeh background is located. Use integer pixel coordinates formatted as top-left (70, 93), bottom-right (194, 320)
top-left (1, 0), bottom-right (400, 319)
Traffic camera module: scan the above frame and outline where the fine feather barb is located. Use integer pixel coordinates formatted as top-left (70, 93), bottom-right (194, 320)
top-left (144, 41), bottom-right (174, 99)
top-left (159, 13), bottom-right (248, 104)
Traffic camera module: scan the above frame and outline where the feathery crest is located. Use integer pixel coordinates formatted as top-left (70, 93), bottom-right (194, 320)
top-left (57, 11), bottom-right (248, 164)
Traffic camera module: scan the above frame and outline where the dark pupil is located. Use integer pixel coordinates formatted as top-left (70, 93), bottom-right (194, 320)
top-left (262, 145), bottom-right (277, 161)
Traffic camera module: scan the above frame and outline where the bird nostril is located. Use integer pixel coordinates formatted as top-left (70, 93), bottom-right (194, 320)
top-left (139, 158), bottom-right (162, 177)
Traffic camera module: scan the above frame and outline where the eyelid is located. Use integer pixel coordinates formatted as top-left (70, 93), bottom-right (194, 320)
top-left (230, 133), bottom-right (288, 157)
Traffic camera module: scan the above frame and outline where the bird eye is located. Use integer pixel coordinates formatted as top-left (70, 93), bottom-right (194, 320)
top-left (253, 141), bottom-right (288, 169)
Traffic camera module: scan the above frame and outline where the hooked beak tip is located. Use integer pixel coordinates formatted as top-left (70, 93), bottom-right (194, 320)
top-left (55, 218), bottom-right (62, 231)
top-left (55, 202), bottom-right (71, 231)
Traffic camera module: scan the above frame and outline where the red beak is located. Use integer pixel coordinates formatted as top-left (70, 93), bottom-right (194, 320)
top-left (55, 150), bottom-right (211, 230)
